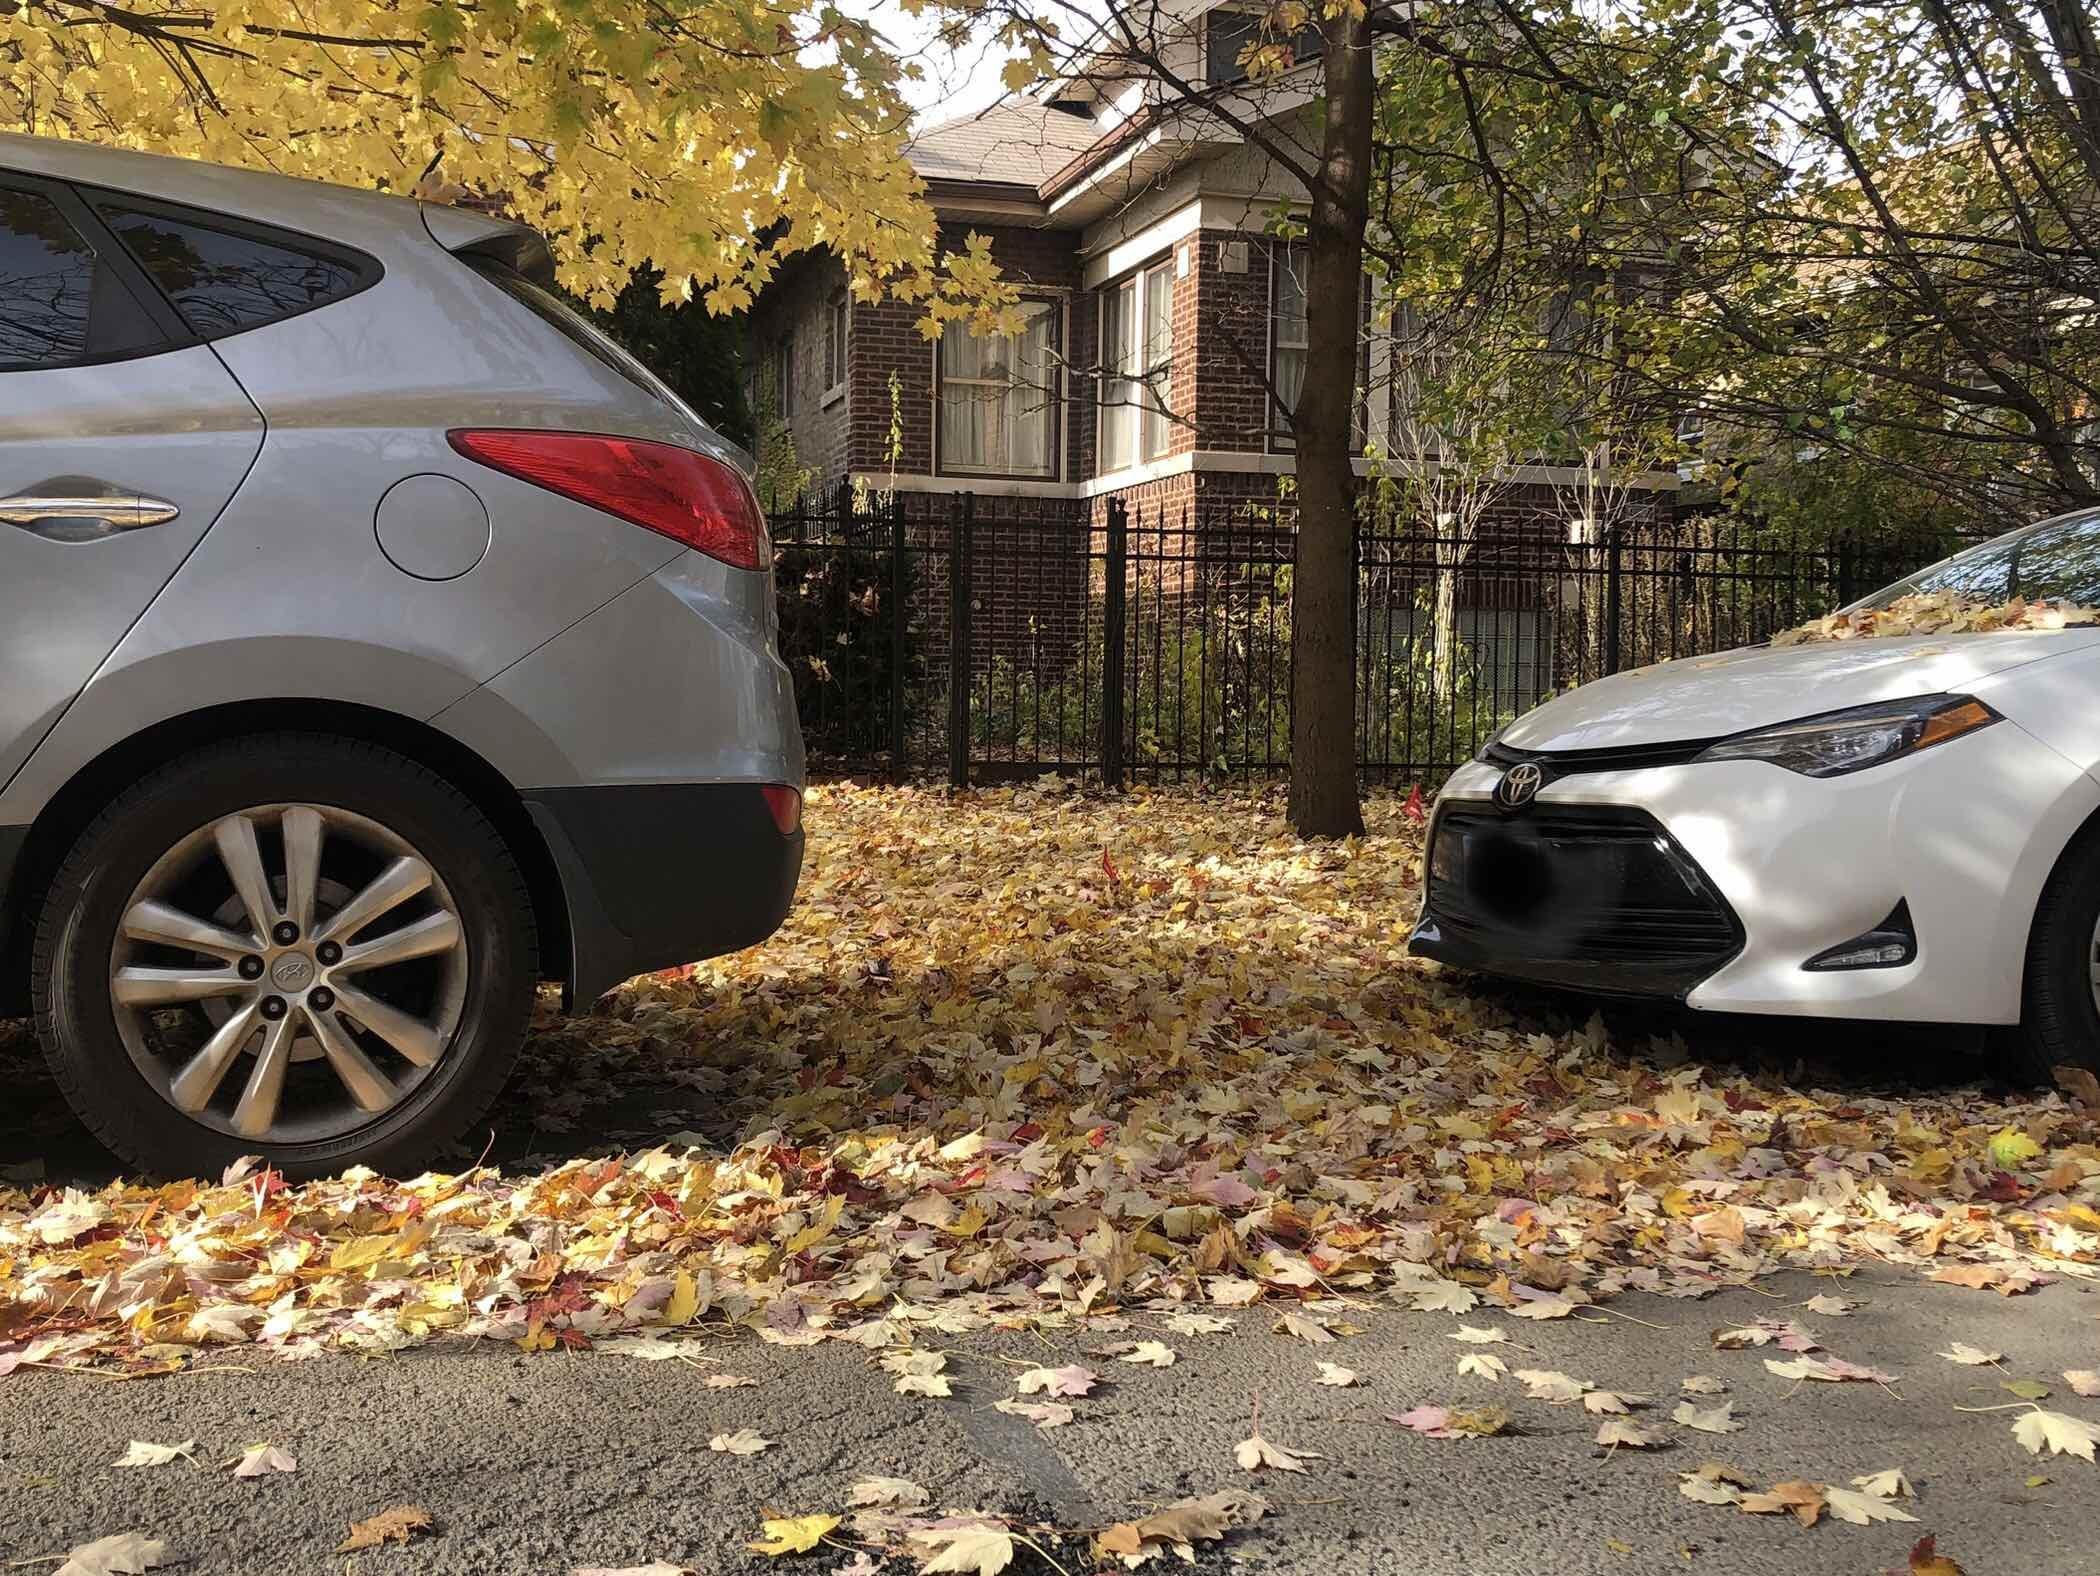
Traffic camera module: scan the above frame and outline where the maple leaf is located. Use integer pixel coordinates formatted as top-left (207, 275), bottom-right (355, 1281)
top-left (1939, 1342), bottom-right (2001, 1365)
top-left (1096, 1489), bottom-right (1267, 1561)
top-left (1016, 1365), bottom-right (1097, 1398)
top-left (1594, 1418), bottom-right (1661, 1449)
top-left (1315, 1361), bottom-right (1361, 1387)
top-left (1119, 1340), bottom-right (1176, 1367)
top-left (895, 1373), bottom-right (954, 1398)
top-left (1166, 1313), bottom-right (1234, 1336)
top-left (1822, 1486), bottom-right (1918, 1526)
top-left (1448, 1325), bottom-right (1509, 1345)
top-left (53, 1532), bottom-right (170, 1576)
top-left (1909, 1534), bottom-right (1969, 1576)
top-left (1680, 1376), bottom-right (1727, 1395)
top-left (993, 1398), bottom-right (1073, 1429)
top-left (707, 1374), bottom-right (760, 1389)
top-left (910, 1522), bottom-right (1016, 1575)
top-left (1852, 1468), bottom-right (1912, 1499)
top-left (112, 1441), bottom-right (196, 1468)
top-left (2067, 1371), bottom-right (2100, 1398)
top-left (1515, 1369), bottom-right (1589, 1403)
top-left (1739, 1479), bottom-right (1827, 1527)
top-left (748, 1514), bottom-right (840, 1557)
top-left (1764, 1355), bottom-right (1896, 1384)
top-left (1456, 1353), bottom-right (1505, 1382)
top-left (1273, 1311), bottom-right (1335, 1345)
top-left (2012, 1409), bottom-right (2100, 1461)
top-left (228, 1444), bottom-right (297, 1478)
top-left (1678, 1465), bottom-right (1743, 1505)
top-left (850, 1477), bottom-right (931, 1509)
top-left (599, 1336), bottom-right (698, 1362)
top-left (1671, 1400), bottom-right (1741, 1434)
top-left (1508, 1295), bottom-right (1578, 1321)
top-left (1801, 1294), bottom-right (1854, 1316)
top-left (1234, 1432), bottom-right (1317, 1472)
top-left (337, 1506), bottom-right (433, 1553)
top-left (708, 1429), bottom-right (773, 1456)
top-left (1408, 1281), bottom-right (1478, 1314)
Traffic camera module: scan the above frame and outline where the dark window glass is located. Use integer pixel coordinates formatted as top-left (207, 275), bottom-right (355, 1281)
top-left (97, 204), bottom-right (366, 336)
top-left (462, 254), bottom-right (679, 409)
top-left (1205, 8), bottom-right (1324, 86)
top-left (0, 188), bottom-right (163, 370)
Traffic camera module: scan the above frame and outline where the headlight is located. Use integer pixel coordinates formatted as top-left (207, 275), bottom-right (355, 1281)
top-left (1695, 694), bottom-right (1999, 777)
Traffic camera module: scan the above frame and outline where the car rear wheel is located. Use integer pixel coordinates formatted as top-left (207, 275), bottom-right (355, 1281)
top-left (2017, 830), bottom-right (2100, 1085)
top-left (33, 734), bottom-right (536, 1178)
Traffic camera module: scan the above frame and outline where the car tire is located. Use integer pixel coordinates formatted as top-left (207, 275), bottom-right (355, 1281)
top-left (2017, 830), bottom-right (2100, 1085)
top-left (32, 733), bottom-right (537, 1179)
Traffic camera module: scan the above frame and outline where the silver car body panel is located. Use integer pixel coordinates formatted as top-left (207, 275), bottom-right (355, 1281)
top-left (0, 133), bottom-right (802, 1001)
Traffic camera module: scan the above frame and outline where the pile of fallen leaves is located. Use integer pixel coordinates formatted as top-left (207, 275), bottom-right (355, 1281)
top-left (2, 782), bottom-right (2096, 1389)
top-left (1773, 588), bottom-right (2100, 645)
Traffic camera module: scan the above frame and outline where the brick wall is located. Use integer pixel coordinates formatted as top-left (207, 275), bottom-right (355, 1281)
top-left (1192, 230), bottom-right (1287, 454)
top-left (750, 254), bottom-right (851, 492)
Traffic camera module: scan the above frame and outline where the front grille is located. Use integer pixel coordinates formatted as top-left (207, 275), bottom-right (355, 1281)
top-left (1419, 804), bottom-right (1741, 995)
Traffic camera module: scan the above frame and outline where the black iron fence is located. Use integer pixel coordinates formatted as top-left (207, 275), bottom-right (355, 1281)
top-left (769, 486), bottom-right (1958, 786)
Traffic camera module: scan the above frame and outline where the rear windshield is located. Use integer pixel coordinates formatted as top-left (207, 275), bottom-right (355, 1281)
top-left (463, 254), bottom-right (687, 414)
top-left (1853, 507), bottom-right (2100, 610)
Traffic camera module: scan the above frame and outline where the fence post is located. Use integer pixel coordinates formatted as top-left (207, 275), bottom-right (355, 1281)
top-left (1603, 523), bottom-right (1624, 676)
top-left (888, 490), bottom-right (908, 784)
top-left (1101, 498), bottom-right (1129, 790)
top-left (947, 492), bottom-right (973, 789)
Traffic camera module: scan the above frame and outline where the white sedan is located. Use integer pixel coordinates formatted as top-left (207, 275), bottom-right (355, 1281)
top-left (1410, 508), bottom-right (2100, 1079)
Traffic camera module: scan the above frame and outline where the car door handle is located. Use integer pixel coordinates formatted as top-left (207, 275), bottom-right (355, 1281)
top-left (0, 492), bottom-right (181, 542)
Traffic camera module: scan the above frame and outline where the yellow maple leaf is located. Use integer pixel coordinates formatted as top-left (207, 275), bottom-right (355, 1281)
top-left (747, 1513), bottom-right (840, 1556)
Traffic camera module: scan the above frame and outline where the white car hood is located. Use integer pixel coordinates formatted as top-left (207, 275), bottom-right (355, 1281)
top-left (1501, 631), bottom-right (2100, 752)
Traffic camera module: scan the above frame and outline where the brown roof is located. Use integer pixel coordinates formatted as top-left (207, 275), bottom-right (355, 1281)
top-left (906, 101), bottom-right (1105, 188)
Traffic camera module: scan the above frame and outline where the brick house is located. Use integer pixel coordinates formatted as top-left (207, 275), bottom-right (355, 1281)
top-left (749, 5), bottom-right (1682, 772)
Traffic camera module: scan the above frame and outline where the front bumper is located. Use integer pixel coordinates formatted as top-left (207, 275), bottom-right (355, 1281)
top-left (1410, 803), bottom-right (1742, 999)
top-left (1410, 719), bottom-right (2100, 1024)
top-left (526, 782), bottom-right (803, 1005)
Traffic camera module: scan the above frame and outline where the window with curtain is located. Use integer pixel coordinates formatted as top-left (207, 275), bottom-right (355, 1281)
top-left (936, 299), bottom-right (1058, 477)
top-left (1099, 260), bottom-right (1176, 473)
top-left (1270, 243), bottom-right (1308, 449)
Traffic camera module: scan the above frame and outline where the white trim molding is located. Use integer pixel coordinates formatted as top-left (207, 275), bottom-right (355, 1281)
top-left (851, 452), bottom-right (1681, 500)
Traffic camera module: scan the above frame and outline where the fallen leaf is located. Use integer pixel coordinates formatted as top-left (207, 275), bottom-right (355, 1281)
top-left (1822, 1486), bottom-right (1918, 1526)
top-left (1678, 1466), bottom-right (1743, 1505)
top-left (993, 1398), bottom-right (1073, 1429)
top-left (337, 1506), bottom-right (434, 1553)
top-left (53, 1533), bottom-right (170, 1576)
top-left (1273, 1310), bottom-right (1335, 1345)
top-left (1455, 1353), bottom-right (1505, 1382)
top-left (850, 1477), bottom-right (931, 1509)
top-left (1234, 1432), bottom-right (1317, 1472)
top-left (1940, 1342), bottom-right (2002, 1365)
top-left (2066, 1371), bottom-right (2100, 1398)
top-left (1739, 1479), bottom-right (1826, 1527)
top-left (708, 1429), bottom-right (773, 1457)
top-left (573, 1565), bottom-right (693, 1576)
top-left (2012, 1409), bottom-right (2100, 1461)
top-left (748, 1514), bottom-right (840, 1557)
top-left (1583, 1389), bottom-right (1644, 1415)
top-left (1852, 1468), bottom-right (1912, 1499)
top-left (1516, 1369), bottom-right (1589, 1403)
top-left (228, 1444), bottom-right (297, 1479)
top-left (1315, 1361), bottom-right (1361, 1387)
top-left (1165, 1313), bottom-right (1233, 1336)
top-left (1909, 1534), bottom-right (1968, 1575)
top-left (1016, 1365), bottom-right (1098, 1398)
top-left (707, 1374), bottom-right (759, 1390)
top-left (1594, 1418), bottom-right (1662, 1449)
top-left (1408, 1281), bottom-right (1479, 1314)
top-left (1671, 1400), bottom-right (1741, 1434)
top-left (911, 1522), bottom-right (1015, 1575)
top-left (1763, 1355), bottom-right (1896, 1385)
top-left (2002, 1377), bottom-right (2053, 1401)
top-left (1680, 1375), bottom-right (1727, 1395)
top-left (1095, 1489), bottom-right (1267, 1561)
top-left (895, 1372), bottom-right (954, 1398)
top-left (112, 1441), bottom-right (195, 1469)
top-left (1509, 1295), bottom-right (1578, 1321)
top-left (1120, 1340), bottom-right (1177, 1368)
top-left (1801, 1294), bottom-right (1854, 1316)
top-left (1448, 1325), bottom-right (1509, 1345)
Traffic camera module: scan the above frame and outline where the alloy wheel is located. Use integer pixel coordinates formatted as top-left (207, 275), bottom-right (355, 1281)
top-left (108, 803), bottom-right (470, 1145)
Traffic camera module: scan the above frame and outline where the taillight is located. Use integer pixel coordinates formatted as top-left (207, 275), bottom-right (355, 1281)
top-left (448, 429), bottom-right (767, 570)
top-left (760, 785), bottom-right (802, 835)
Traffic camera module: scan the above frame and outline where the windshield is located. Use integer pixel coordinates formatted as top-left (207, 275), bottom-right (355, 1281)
top-left (1853, 507), bottom-right (2100, 611)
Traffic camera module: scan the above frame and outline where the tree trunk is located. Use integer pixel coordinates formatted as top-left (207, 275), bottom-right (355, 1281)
top-left (1287, 9), bottom-right (1372, 840)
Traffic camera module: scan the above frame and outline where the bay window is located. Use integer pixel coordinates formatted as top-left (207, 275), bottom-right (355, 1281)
top-left (936, 299), bottom-right (1059, 478)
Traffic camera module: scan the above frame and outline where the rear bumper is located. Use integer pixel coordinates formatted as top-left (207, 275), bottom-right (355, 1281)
top-left (525, 782), bottom-right (802, 1005)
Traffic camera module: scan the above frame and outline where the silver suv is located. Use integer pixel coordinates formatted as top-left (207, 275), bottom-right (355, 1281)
top-left (0, 134), bottom-right (804, 1178)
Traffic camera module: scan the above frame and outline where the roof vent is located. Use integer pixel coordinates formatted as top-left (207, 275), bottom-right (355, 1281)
top-left (1046, 96), bottom-right (1094, 118)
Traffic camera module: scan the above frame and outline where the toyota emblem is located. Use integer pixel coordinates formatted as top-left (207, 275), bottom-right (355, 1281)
top-left (1495, 762), bottom-right (1544, 810)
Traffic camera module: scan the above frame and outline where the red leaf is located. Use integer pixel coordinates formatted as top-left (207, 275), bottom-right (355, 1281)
top-left (1102, 847), bottom-right (1121, 884)
top-left (1403, 785), bottom-right (1427, 824)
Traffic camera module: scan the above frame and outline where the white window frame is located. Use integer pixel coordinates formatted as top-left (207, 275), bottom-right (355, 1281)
top-left (932, 297), bottom-right (1062, 481)
top-left (1098, 257), bottom-right (1176, 474)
